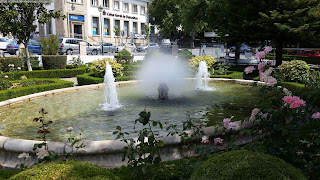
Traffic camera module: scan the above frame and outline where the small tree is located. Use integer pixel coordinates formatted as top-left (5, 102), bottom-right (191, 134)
top-left (0, 2), bottom-right (64, 71)
top-left (114, 27), bottom-right (120, 45)
top-left (144, 25), bottom-right (150, 40)
top-left (40, 35), bottom-right (59, 55)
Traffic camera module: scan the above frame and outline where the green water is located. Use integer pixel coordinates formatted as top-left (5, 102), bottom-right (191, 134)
top-left (0, 82), bottom-right (261, 141)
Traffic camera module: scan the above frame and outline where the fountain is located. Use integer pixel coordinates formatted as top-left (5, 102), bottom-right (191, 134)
top-left (100, 61), bottom-right (122, 111)
top-left (196, 61), bottom-right (215, 91)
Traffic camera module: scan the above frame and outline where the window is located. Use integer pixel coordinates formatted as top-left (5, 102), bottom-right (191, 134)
top-left (124, 21), bottom-right (129, 37)
top-left (133, 22), bottom-right (137, 34)
top-left (91, 0), bottom-right (97, 6)
top-left (123, 2), bottom-right (129, 12)
top-left (114, 1), bottom-right (119, 10)
top-left (141, 23), bottom-right (145, 34)
top-left (132, 4), bottom-right (137, 13)
top-left (104, 18), bottom-right (110, 36)
top-left (140, 6), bottom-right (145, 15)
top-left (103, 0), bottom-right (109, 7)
top-left (92, 17), bottom-right (99, 35)
top-left (46, 19), bottom-right (52, 35)
top-left (114, 20), bottom-right (120, 36)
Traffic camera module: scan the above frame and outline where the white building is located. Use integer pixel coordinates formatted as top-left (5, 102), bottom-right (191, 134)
top-left (36, 0), bottom-right (152, 46)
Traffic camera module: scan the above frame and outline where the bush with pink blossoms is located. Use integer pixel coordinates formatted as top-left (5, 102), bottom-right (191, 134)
top-left (244, 66), bottom-right (255, 74)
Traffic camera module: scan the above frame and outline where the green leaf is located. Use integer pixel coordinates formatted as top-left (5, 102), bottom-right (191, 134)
top-left (157, 140), bottom-right (164, 147)
top-left (152, 121), bottom-right (157, 126)
top-left (113, 131), bottom-right (119, 134)
top-left (116, 126), bottom-right (122, 131)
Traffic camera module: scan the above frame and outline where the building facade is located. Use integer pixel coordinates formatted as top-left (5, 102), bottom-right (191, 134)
top-left (36, 0), bottom-right (152, 46)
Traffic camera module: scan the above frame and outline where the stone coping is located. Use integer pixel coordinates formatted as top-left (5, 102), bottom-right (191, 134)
top-left (0, 78), bottom-right (289, 169)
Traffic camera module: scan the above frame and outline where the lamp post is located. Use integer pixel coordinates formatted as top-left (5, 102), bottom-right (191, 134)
top-left (98, 5), bottom-right (104, 55)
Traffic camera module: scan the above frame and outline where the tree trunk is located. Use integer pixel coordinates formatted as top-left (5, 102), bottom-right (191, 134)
top-left (24, 42), bottom-right (32, 71)
top-left (275, 41), bottom-right (283, 67)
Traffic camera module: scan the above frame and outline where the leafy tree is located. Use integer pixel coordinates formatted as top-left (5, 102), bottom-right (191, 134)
top-left (0, 2), bottom-right (63, 71)
top-left (114, 27), bottom-right (120, 45)
top-left (40, 34), bottom-right (59, 55)
top-left (144, 25), bottom-right (150, 40)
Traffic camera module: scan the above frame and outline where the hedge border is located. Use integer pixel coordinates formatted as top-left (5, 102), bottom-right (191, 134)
top-left (0, 78), bottom-right (74, 101)
top-left (1, 67), bottom-right (89, 80)
top-left (265, 53), bottom-right (320, 65)
top-left (77, 72), bottom-right (134, 86)
top-left (211, 71), bottom-right (243, 79)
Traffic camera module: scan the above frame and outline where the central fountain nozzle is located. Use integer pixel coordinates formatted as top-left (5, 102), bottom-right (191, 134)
top-left (158, 83), bottom-right (169, 100)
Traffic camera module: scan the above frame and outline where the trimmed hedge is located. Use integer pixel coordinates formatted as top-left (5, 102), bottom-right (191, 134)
top-left (0, 78), bottom-right (73, 101)
top-left (42, 55), bottom-right (67, 70)
top-left (77, 72), bottom-right (134, 86)
top-left (191, 150), bottom-right (307, 180)
top-left (0, 57), bottom-right (24, 72)
top-left (265, 53), bottom-right (320, 65)
top-left (1, 67), bottom-right (88, 80)
top-left (0, 169), bottom-right (20, 180)
top-left (9, 161), bottom-right (119, 180)
top-left (211, 71), bottom-right (243, 79)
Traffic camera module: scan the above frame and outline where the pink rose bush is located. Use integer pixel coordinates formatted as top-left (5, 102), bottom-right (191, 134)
top-left (282, 96), bottom-right (306, 109)
top-left (255, 51), bottom-right (266, 60)
top-left (312, 112), bottom-right (320, 119)
top-left (244, 66), bottom-right (255, 74)
top-left (223, 116), bottom-right (237, 130)
top-left (201, 135), bottom-right (210, 145)
top-left (213, 137), bottom-right (224, 145)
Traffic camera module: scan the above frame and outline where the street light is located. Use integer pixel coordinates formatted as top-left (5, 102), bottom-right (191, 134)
top-left (98, 5), bottom-right (104, 55)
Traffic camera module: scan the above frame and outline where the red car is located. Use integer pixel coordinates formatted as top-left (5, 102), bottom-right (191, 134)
top-left (296, 50), bottom-right (320, 57)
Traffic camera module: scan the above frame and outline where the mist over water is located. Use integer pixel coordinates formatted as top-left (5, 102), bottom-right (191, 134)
top-left (136, 55), bottom-right (192, 99)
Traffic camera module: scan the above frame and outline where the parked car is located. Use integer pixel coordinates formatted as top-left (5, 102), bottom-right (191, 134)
top-left (115, 43), bottom-right (136, 53)
top-left (159, 44), bottom-right (172, 55)
top-left (85, 41), bottom-right (101, 55)
top-left (58, 37), bottom-right (83, 55)
top-left (136, 43), bottom-right (160, 52)
top-left (296, 50), bottom-right (320, 57)
top-left (0, 37), bottom-right (10, 51)
top-left (230, 44), bottom-right (252, 52)
top-left (102, 43), bottom-right (116, 53)
top-left (6, 39), bottom-right (42, 55)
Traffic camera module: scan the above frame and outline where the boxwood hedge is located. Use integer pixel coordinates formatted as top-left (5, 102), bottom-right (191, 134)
top-left (265, 53), bottom-right (320, 65)
top-left (0, 67), bottom-right (88, 80)
top-left (210, 71), bottom-right (243, 79)
top-left (0, 78), bottom-right (73, 101)
top-left (77, 72), bottom-right (134, 86)
top-left (42, 55), bottom-right (67, 70)
top-left (190, 150), bottom-right (307, 180)
top-left (0, 57), bottom-right (24, 72)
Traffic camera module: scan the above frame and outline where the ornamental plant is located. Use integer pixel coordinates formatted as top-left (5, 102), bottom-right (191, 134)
top-left (114, 49), bottom-right (134, 64)
top-left (188, 55), bottom-right (216, 73)
top-left (277, 60), bottom-right (310, 83)
top-left (90, 58), bottom-right (123, 78)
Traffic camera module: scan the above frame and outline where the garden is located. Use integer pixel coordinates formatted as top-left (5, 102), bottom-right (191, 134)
top-left (0, 43), bottom-right (319, 180)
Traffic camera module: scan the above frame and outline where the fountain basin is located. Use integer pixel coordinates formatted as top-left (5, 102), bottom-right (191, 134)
top-left (0, 79), bottom-right (266, 169)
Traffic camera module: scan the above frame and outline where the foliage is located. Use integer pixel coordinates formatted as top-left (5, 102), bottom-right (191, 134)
top-left (265, 53), bottom-right (320, 65)
top-left (68, 56), bottom-right (84, 69)
top-left (210, 71), bottom-right (243, 79)
top-left (0, 57), bottom-right (24, 72)
top-left (178, 49), bottom-right (194, 60)
top-left (0, 78), bottom-right (12, 91)
top-left (122, 62), bottom-right (140, 76)
top-left (40, 34), bottom-right (60, 55)
top-left (0, 78), bottom-right (73, 101)
top-left (114, 49), bottom-right (134, 64)
top-left (188, 55), bottom-right (216, 72)
top-left (113, 111), bottom-right (164, 178)
top-left (10, 161), bottom-right (119, 180)
top-left (0, 2), bottom-right (64, 71)
top-left (213, 62), bottom-right (231, 75)
top-left (302, 70), bottom-right (320, 88)
top-left (77, 73), bottom-right (134, 86)
top-left (90, 58), bottom-right (123, 78)
top-left (278, 60), bottom-right (310, 83)
top-left (144, 25), bottom-right (150, 40)
top-left (42, 55), bottom-right (67, 70)
top-left (143, 50), bottom-right (162, 61)
top-left (0, 169), bottom-right (20, 179)
top-left (191, 150), bottom-right (307, 180)
top-left (20, 49), bottom-right (40, 67)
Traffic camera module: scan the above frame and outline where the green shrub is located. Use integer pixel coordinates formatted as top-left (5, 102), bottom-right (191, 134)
top-left (0, 67), bottom-right (88, 80)
top-left (10, 161), bottom-right (119, 180)
top-left (189, 55), bottom-right (217, 72)
top-left (191, 150), bottom-right (307, 180)
top-left (0, 78), bottom-right (12, 90)
top-left (77, 72), bottom-right (134, 85)
top-left (40, 34), bottom-right (60, 55)
top-left (0, 169), bottom-right (20, 179)
top-left (68, 56), bottom-right (84, 68)
top-left (178, 49), bottom-right (194, 60)
top-left (210, 71), bottom-right (243, 79)
top-left (278, 60), bottom-right (310, 83)
top-left (114, 49), bottom-right (134, 64)
top-left (42, 55), bottom-right (67, 70)
top-left (122, 62), bottom-right (140, 76)
top-left (90, 58), bottom-right (123, 78)
top-left (23, 56), bottom-right (39, 67)
top-left (265, 53), bottom-right (320, 65)
top-left (0, 57), bottom-right (24, 72)
top-left (0, 78), bottom-right (73, 101)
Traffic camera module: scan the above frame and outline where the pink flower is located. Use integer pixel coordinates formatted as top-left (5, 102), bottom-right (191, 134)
top-left (264, 67), bottom-right (274, 76)
top-left (223, 118), bottom-right (230, 126)
top-left (251, 108), bottom-right (259, 116)
top-left (289, 99), bottom-right (306, 109)
top-left (255, 51), bottom-right (266, 60)
top-left (201, 135), bottom-right (210, 145)
top-left (259, 73), bottom-right (267, 82)
top-left (214, 137), bottom-right (224, 145)
top-left (4, 75), bottom-right (8, 78)
top-left (249, 114), bottom-right (256, 121)
top-left (258, 62), bottom-right (266, 73)
top-left (282, 96), bottom-right (300, 104)
top-left (312, 112), bottom-right (320, 119)
top-left (227, 122), bottom-right (237, 130)
top-left (264, 46), bottom-right (273, 53)
top-left (244, 66), bottom-right (255, 74)
top-left (267, 76), bottom-right (277, 86)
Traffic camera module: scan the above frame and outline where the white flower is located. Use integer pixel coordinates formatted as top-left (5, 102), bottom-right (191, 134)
top-left (17, 67), bottom-right (21, 70)
top-left (4, 75), bottom-right (8, 78)
top-left (18, 152), bottom-right (30, 159)
top-left (67, 126), bottom-right (74, 132)
top-left (36, 150), bottom-right (49, 159)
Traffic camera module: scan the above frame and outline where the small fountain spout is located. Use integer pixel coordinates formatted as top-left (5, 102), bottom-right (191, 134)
top-left (196, 61), bottom-right (215, 91)
top-left (158, 83), bottom-right (169, 100)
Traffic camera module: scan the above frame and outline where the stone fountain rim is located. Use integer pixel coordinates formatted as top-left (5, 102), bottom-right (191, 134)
top-left (0, 78), bottom-right (283, 155)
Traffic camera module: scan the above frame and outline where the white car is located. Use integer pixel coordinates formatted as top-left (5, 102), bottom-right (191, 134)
top-left (116, 43), bottom-right (136, 53)
top-left (0, 37), bottom-right (10, 51)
